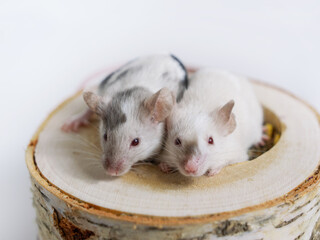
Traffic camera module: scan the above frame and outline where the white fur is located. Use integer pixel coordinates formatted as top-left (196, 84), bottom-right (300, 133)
top-left (96, 54), bottom-right (186, 176)
top-left (99, 54), bottom-right (185, 98)
top-left (162, 69), bottom-right (263, 177)
top-left (99, 92), bottom-right (164, 176)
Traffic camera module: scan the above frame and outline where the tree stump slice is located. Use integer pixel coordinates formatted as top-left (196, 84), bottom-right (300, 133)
top-left (26, 79), bottom-right (320, 240)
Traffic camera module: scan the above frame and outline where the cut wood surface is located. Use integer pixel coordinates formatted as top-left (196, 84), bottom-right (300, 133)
top-left (26, 79), bottom-right (320, 240)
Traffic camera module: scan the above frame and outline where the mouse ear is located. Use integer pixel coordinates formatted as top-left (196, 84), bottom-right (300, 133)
top-left (212, 100), bottom-right (236, 136)
top-left (144, 88), bottom-right (175, 123)
top-left (83, 92), bottom-right (110, 116)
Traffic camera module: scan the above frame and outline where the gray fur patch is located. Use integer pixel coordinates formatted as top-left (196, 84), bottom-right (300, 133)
top-left (102, 87), bottom-right (149, 131)
top-left (176, 81), bottom-right (187, 102)
top-left (102, 103), bottom-right (127, 131)
top-left (170, 54), bottom-right (188, 88)
top-left (117, 66), bottom-right (142, 81)
top-left (162, 71), bottom-right (169, 79)
top-left (99, 71), bottom-right (116, 92)
top-left (183, 140), bottom-right (198, 156)
top-left (117, 69), bottom-right (130, 80)
top-left (115, 86), bottom-right (147, 100)
top-left (99, 66), bottom-right (142, 94)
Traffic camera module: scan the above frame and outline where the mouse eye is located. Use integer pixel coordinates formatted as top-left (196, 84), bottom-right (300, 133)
top-left (103, 133), bottom-right (108, 141)
top-left (175, 138), bottom-right (182, 146)
top-left (208, 137), bottom-right (214, 145)
top-left (131, 138), bottom-right (140, 147)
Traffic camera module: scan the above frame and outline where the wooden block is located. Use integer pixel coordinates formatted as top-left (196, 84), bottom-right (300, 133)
top-left (26, 78), bottom-right (320, 240)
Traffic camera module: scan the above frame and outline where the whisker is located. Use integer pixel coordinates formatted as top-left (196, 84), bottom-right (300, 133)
top-left (64, 133), bottom-right (98, 148)
top-left (86, 122), bottom-right (100, 130)
top-left (73, 155), bottom-right (101, 161)
top-left (75, 156), bottom-right (101, 162)
top-left (72, 134), bottom-right (101, 150)
top-left (72, 150), bottom-right (101, 157)
top-left (55, 136), bottom-right (101, 151)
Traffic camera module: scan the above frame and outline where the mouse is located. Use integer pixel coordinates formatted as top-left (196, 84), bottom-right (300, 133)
top-left (61, 54), bottom-right (188, 176)
top-left (159, 69), bottom-right (265, 177)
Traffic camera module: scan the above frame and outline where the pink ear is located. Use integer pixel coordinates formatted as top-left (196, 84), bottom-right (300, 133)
top-left (213, 100), bottom-right (236, 136)
top-left (83, 92), bottom-right (105, 115)
top-left (144, 88), bottom-right (175, 123)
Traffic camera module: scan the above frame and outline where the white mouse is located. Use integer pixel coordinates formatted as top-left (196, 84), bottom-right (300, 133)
top-left (159, 69), bottom-right (264, 177)
top-left (62, 54), bottom-right (188, 176)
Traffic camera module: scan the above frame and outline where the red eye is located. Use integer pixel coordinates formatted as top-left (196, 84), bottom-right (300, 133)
top-left (103, 133), bottom-right (107, 141)
top-left (175, 138), bottom-right (182, 146)
top-left (208, 137), bottom-right (214, 145)
top-left (131, 138), bottom-right (140, 147)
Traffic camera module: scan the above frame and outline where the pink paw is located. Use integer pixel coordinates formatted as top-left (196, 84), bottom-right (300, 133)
top-left (61, 117), bottom-right (90, 132)
top-left (159, 162), bottom-right (171, 173)
top-left (61, 110), bottom-right (93, 132)
top-left (255, 134), bottom-right (270, 147)
top-left (255, 126), bottom-right (271, 147)
top-left (206, 167), bottom-right (222, 177)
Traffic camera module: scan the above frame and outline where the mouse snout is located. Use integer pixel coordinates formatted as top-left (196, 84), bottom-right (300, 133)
top-left (102, 158), bottom-right (110, 170)
top-left (104, 159), bottom-right (125, 176)
top-left (184, 160), bottom-right (199, 174)
top-left (183, 154), bottom-right (206, 175)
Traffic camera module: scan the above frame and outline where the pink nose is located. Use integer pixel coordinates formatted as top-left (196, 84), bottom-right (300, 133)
top-left (104, 159), bottom-right (124, 176)
top-left (184, 161), bottom-right (198, 174)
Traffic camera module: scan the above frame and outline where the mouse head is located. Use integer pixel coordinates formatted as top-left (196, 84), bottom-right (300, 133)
top-left (164, 100), bottom-right (236, 177)
top-left (84, 87), bottom-right (175, 176)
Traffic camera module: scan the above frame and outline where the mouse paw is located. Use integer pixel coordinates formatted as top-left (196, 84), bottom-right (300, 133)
top-left (206, 167), bottom-right (222, 177)
top-left (262, 125), bottom-right (269, 133)
top-left (159, 162), bottom-right (171, 173)
top-left (61, 110), bottom-right (93, 132)
top-left (255, 134), bottom-right (270, 147)
top-left (61, 118), bottom-right (89, 132)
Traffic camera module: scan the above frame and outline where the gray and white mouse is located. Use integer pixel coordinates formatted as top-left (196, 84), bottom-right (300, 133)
top-left (62, 54), bottom-right (188, 176)
top-left (159, 69), bottom-right (264, 177)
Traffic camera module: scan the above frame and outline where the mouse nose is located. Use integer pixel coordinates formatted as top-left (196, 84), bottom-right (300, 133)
top-left (105, 159), bottom-right (125, 176)
top-left (184, 160), bottom-right (198, 174)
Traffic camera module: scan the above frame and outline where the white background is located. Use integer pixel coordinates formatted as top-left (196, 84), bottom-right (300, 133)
top-left (1, 1), bottom-right (319, 239)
